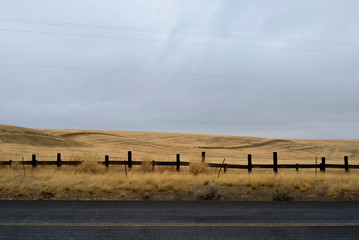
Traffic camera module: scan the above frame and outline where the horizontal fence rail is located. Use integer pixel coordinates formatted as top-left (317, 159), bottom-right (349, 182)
top-left (0, 154), bottom-right (82, 167)
top-left (1, 152), bottom-right (358, 173)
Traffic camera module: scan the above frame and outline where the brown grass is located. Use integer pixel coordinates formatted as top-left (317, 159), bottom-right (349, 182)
top-left (1, 124), bottom-right (359, 201)
top-left (1, 165), bottom-right (359, 200)
top-left (1, 124), bottom-right (359, 166)
top-left (141, 154), bottom-right (153, 172)
top-left (189, 160), bottom-right (208, 175)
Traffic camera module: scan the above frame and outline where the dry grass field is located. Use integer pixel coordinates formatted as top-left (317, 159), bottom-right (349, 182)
top-left (1, 124), bottom-right (359, 201)
top-left (1, 124), bottom-right (359, 164)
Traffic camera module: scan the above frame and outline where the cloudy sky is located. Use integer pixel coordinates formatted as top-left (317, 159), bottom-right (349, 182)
top-left (0, 0), bottom-right (358, 139)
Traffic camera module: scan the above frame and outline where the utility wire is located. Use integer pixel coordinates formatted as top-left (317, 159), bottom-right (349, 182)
top-left (1, 63), bottom-right (357, 84)
top-left (1, 17), bottom-right (359, 47)
top-left (1, 28), bottom-right (358, 55)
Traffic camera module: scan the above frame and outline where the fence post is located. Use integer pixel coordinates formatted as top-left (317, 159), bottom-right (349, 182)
top-left (344, 156), bottom-right (349, 172)
top-left (32, 154), bottom-right (37, 168)
top-left (224, 164), bottom-right (227, 173)
top-left (105, 155), bottom-right (109, 168)
top-left (151, 160), bottom-right (155, 171)
top-left (248, 154), bottom-right (252, 173)
top-left (176, 154), bottom-right (180, 172)
top-left (321, 157), bottom-right (326, 172)
top-left (128, 151), bottom-right (132, 169)
top-left (202, 152), bottom-right (206, 162)
top-left (57, 153), bottom-right (61, 167)
top-left (273, 152), bottom-right (278, 173)
top-left (296, 163), bottom-right (299, 172)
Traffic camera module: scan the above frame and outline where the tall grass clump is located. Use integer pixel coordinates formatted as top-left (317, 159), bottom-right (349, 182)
top-left (189, 156), bottom-right (208, 175)
top-left (141, 154), bottom-right (153, 172)
top-left (72, 154), bottom-right (104, 174)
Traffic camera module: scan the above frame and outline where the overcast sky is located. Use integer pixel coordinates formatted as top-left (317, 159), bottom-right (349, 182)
top-left (0, 0), bottom-right (358, 139)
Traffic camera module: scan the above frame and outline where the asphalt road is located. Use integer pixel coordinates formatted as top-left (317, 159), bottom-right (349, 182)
top-left (0, 201), bottom-right (359, 239)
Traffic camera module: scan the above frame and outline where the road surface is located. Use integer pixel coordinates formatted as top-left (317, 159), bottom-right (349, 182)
top-left (0, 201), bottom-right (358, 239)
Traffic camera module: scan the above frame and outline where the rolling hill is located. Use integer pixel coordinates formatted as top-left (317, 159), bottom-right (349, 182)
top-left (1, 124), bottom-right (358, 164)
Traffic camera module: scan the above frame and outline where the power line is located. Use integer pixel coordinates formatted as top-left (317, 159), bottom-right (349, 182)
top-left (0, 63), bottom-right (357, 84)
top-left (1, 28), bottom-right (358, 55)
top-left (1, 17), bottom-right (359, 47)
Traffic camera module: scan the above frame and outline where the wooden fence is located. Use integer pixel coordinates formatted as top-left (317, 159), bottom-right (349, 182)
top-left (1, 152), bottom-right (358, 173)
top-left (0, 153), bottom-right (81, 168)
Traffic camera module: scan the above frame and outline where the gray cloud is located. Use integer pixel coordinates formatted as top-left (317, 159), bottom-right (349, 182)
top-left (0, 0), bottom-right (358, 139)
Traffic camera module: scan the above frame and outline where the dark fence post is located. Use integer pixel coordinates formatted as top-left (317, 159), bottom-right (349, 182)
top-left (32, 154), bottom-right (37, 168)
top-left (248, 154), bottom-right (252, 173)
top-left (344, 156), bottom-right (349, 172)
top-left (202, 152), bottom-right (206, 162)
top-left (176, 154), bottom-right (180, 172)
top-left (296, 163), bottom-right (299, 172)
top-left (128, 151), bottom-right (132, 169)
top-left (273, 152), bottom-right (278, 173)
top-left (105, 155), bottom-right (109, 168)
top-left (57, 153), bottom-right (61, 167)
top-left (321, 157), bottom-right (326, 172)
top-left (151, 160), bottom-right (155, 171)
top-left (224, 164), bottom-right (227, 173)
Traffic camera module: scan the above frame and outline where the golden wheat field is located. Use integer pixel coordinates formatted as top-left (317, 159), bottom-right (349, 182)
top-left (1, 124), bottom-right (359, 201)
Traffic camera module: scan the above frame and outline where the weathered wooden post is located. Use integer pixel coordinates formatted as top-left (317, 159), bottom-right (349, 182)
top-left (128, 151), bottom-right (132, 169)
top-left (224, 164), bottom-right (227, 173)
top-left (151, 160), bottom-right (155, 171)
top-left (321, 157), bottom-right (326, 172)
top-left (202, 152), bottom-right (206, 162)
top-left (105, 155), bottom-right (109, 168)
top-left (248, 154), bottom-right (252, 173)
top-left (273, 152), bottom-right (278, 173)
top-left (57, 153), bottom-right (62, 167)
top-left (176, 154), bottom-right (180, 172)
top-left (32, 154), bottom-right (37, 168)
top-left (344, 156), bottom-right (349, 172)
top-left (296, 163), bottom-right (299, 172)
